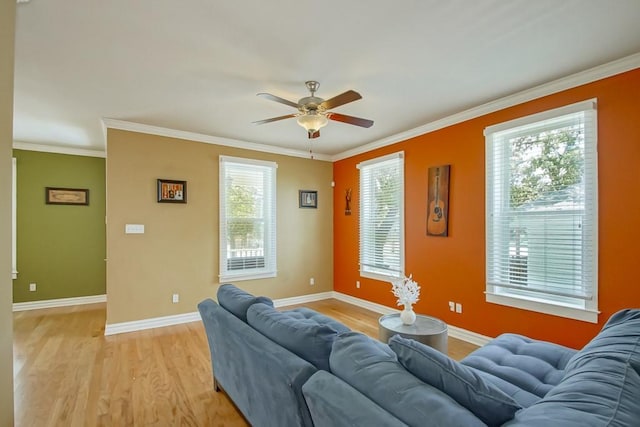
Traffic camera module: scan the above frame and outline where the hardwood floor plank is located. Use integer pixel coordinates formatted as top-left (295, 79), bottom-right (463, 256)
top-left (13, 298), bottom-right (478, 425)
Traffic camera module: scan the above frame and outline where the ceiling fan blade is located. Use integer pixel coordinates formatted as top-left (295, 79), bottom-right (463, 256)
top-left (327, 112), bottom-right (374, 128)
top-left (252, 114), bottom-right (297, 125)
top-left (257, 93), bottom-right (299, 109)
top-left (308, 130), bottom-right (320, 139)
top-left (320, 90), bottom-right (362, 110)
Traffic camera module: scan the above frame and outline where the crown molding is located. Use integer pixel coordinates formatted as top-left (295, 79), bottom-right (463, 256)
top-left (102, 118), bottom-right (332, 162)
top-left (332, 52), bottom-right (640, 162)
top-left (13, 141), bottom-right (106, 158)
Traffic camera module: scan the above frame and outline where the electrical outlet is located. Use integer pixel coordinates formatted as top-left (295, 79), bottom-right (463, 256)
top-left (309, 277), bottom-right (315, 286)
top-left (356, 281), bottom-right (360, 289)
top-left (172, 293), bottom-right (179, 303)
top-left (455, 303), bottom-right (462, 314)
top-left (29, 283), bottom-right (36, 292)
top-left (448, 301), bottom-right (455, 311)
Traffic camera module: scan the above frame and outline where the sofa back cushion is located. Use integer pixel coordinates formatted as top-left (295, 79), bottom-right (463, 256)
top-left (504, 357), bottom-right (640, 426)
top-left (247, 303), bottom-right (348, 371)
top-left (286, 307), bottom-right (351, 335)
top-left (565, 309), bottom-right (640, 373)
top-left (217, 284), bottom-right (273, 322)
top-left (329, 332), bottom-right (486, 427)
top-left (389, 335), bottom-right (521, 426)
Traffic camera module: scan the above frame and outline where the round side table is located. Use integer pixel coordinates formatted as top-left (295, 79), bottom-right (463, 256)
top-left (379, 313), bottom-right (448, 354)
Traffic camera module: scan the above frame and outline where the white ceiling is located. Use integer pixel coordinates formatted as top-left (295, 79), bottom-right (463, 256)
top-left (13, 0), bottom-right (640, 158)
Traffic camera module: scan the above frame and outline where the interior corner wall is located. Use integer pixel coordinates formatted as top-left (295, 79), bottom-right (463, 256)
top-left (0, 0), bottom-right (16, 425)
top-left (333, 68), bottom-right (640, 349)
top-left (12, 150), bottom-right (106, 303)
top-left (105, 129), bottom-right (333, 325)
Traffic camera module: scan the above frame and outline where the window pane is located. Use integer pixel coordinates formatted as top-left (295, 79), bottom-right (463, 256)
top-left (485, 100), bottom-right (597, 319)
top-left (220, 156), bottom-right (276, 280)
top-left (359, 152), bottom-right (404, 280)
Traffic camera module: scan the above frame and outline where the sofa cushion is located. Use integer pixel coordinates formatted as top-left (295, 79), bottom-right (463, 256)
top-left (247, 303), bottom-right (348, 371)
top-left (461, 333), bottom-right (575, 401)
top-left (475, 371), bottom-right (540, 408)
top-left (302, 371), bottom-right (408, 427)
top-left (329, 332), bottom-right (486, 427)
top-left (216, 284), bottom-right (273, 322)
top-left (503, 356), bottom-right (640, 426)
top-left (286, 307), bottom-right (351, 335)
top-left (565, 309), bottom-right (640, 373)
top-left (389, 335), bottom-right (521, 426)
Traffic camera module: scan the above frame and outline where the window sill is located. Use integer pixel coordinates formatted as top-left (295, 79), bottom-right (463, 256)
top-left (220, 271), bottom-right (277, 282)
top-left (360, 270), bottom-right (400, 283)
top-left (485, 291), bottom-right (599, 323)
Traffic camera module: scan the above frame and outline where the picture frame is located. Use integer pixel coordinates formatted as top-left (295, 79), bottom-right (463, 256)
top-left (45, 187), bottom-right (89, 206)
top-left (157, 179), bottom-right (187, 203)
top-left (299, 190), bottom-right (318, 209)
top-left (426, 165), bottom-right (451, 237)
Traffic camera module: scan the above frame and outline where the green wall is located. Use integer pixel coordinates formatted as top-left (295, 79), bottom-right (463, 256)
top-left (13, 150), bottom-right (106, 303)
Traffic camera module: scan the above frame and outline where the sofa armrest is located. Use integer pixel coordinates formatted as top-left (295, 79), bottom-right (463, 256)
top-left (198, 298), bottom-right (317, 427)
top-left (302, 371), bottom-right (408, 427)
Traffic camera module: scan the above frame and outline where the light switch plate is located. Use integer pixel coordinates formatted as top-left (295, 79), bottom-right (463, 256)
top-left (125, 224), bottom-right (145, 234)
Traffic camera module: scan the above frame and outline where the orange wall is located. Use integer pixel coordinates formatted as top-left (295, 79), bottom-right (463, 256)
top-left (333, 68), bottom-right (640, 349)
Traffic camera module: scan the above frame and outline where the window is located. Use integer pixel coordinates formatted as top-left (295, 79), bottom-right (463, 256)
top-left (219, 156), bottom-right (277, 281)
top-left (358, 152), bottom-right (404, 280)
top-left (485, 99), bottom-right (598, 322)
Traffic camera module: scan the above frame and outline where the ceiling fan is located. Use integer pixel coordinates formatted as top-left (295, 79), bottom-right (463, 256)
top-left (253, 81), bottom-right (374, 139)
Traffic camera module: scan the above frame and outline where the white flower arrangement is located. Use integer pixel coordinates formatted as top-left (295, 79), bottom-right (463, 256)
top-left (391, 274), bottom-right (420, 307)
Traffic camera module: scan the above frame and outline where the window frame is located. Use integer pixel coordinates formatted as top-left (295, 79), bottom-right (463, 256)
top-left (358, 151), bottom-right (405, 282)
top-left (484, 99), bottom-right (598, 323)
top-left (219, 155), bottom-right (277, 282)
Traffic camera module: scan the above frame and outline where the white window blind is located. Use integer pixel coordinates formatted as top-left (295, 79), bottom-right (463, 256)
top-left (358, 152), bottom-right (404, 280)
top-left (219, 156), bottom-right (277, 281)
top-left (485, 99), bottom-right (598, 322)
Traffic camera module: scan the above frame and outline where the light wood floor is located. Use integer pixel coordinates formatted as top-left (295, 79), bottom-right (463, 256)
top-left (13, 299), bottom-right (478, 426)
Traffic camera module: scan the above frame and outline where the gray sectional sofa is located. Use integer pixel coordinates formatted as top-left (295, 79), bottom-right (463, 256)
top-left (198, 284), bottom-right (640, 426)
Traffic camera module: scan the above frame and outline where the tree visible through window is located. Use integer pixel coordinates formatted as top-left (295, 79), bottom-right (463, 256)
top-left (485, 100), bottom-right (598, 323)
top-left (510, 128), bottom-right (584, 208)
top-left (219, 156), bottom-right (276, 281)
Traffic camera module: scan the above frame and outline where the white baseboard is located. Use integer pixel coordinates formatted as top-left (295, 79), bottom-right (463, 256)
top-left (447, 325), bottom-right (492, 347)
top-left (101, 290), bottom-right (492, 346)
top-left (331, 291), bottom-right (492, 347)
top-left (332, 291), bottom-right (398, 315)
top-left (13, 294), bottom-right (107, 312)
top-left (273, 291), bottom-right (333, 307)
top-left (104, 311), bottom-right (201, 336)
top-left (104, 292), bottom-right (333, 336)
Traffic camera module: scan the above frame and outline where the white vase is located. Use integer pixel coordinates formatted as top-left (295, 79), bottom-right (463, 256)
top-left (400, 305), bottom-right (416, 325)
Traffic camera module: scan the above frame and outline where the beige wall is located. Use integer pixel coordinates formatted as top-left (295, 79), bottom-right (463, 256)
top-left (0, 0), bottom-right (16, 425)
top-left (106, 129), bottom-right (333, 325)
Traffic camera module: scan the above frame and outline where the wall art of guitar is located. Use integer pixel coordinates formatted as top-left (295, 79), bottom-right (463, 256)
top-left (427, 166), bottom-right (449, 236)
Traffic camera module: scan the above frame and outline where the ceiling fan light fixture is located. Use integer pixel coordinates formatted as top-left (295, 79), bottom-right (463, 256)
top-left (296, 113), bottom-right (328, 133)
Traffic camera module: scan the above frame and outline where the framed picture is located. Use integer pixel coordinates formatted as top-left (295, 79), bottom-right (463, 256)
top-left (299, 190), bottom-right (318, 208)
top-left (426, 165), bottom-right (450, 237)
top-left (157, 179), bottom-right (187, 203)
top-left (45, 187), bottom-right (89, 205)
